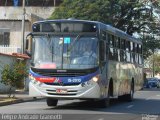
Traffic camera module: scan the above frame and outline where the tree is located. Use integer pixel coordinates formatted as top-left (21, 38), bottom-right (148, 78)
top-left (1, 60), bottom-right (28, 97)
top-left (49, 0), bottom-right (160, 59)
top-left (145, 53), bottom-right (160, 75)
top-left (50, 0), bottom-right (111, 23)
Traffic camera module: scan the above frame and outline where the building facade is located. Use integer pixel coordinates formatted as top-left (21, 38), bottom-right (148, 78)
top-left (0, 0), bottom-right (62, 53)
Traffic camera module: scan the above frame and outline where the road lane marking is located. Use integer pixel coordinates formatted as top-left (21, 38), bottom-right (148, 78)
top-left (145, 96), bottom-right (155, 100)
top-left (98, 118), bottom-right (104, 120)
top-left (127, 105), bottom-right (134, 108)
top-left (145, 94), bottom-right (160, 100)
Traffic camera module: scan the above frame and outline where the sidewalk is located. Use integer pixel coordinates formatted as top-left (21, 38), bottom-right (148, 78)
top-left (0, 90), bottom-right (44, 106)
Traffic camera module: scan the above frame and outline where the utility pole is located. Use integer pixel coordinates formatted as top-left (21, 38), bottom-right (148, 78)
top-left (152, 33), bottom-right (155, 77)
top-left (152, 49), bottom-right (155, 77)
top-left (54, 0), bottom-right (56, 7)
top-left (21, 0), bottom-right (25, 54)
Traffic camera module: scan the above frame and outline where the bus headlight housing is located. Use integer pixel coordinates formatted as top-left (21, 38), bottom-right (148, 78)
top-left (29, 75), bottom-right (37, 84)
top-left (81, 75), bottom-right (100, 87)
top-left (92, 75), bottom-right (100, 82)
top-left (29, 74), bottom-right (43, 86)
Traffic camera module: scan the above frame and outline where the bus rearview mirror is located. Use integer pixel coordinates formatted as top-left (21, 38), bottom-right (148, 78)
top-left (25, 35), bottom-right (32, 57)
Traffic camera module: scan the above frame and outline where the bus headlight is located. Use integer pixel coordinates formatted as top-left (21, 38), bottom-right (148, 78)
top-left (29, 75), bottom-right (37, 84)
top-left (81, 75), bottom-right (100, 87)
top-left (29, 74), bottom-right (43, 86)
top-left (36, 81), bottom-right (43, 86)
top-left (92, 75), bottom-right (100, 82)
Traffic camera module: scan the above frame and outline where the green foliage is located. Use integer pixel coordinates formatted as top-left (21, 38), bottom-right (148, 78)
top-left (145, 53), bottom-right (160, 74)
top-left (1, 60), bottom-right (28, 97)
top-left (49, 0), bottom-right (160, 59)
top-left (49, 0), bottom-right (111, 24)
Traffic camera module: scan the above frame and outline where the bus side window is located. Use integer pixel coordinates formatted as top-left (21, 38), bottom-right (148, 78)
top-left (130, 42), bottom-right (134, 52)
top-left (126, 51), bottom-right (130, 62)
top-left (126, 41), bottom-right (130, 51)
top-left (99, 40), bottom-right (105, 61)
top-left (109, 47), bottom-right (114, 60)
top-left (133, 43), bottom-right (135, 52)
top-left (114, 48), bottom-right (118, 61)
top-left (126, 41), bottom-right (130, 62)
top-left (101, 31), bottom-right (106, 41)
top-left (139, 54), bottom-right (142, 64)
top-left (134, 43), bottom-right (138, 53)
top-left (109, 34), bottom-right (114, 47)
top-left (138, 44), bottom-right (142, 54)
top-left (131, 53), bottom-right (134, 63)
top-left (118, 49), bottom-right (120, 62)
top-left (120, 50), bottom-right (124, 62)
top-left (118, 37), bottom-right (121, 49)
top-left (135, 53), bottom-right (139, 64)
top-left (121, 39), bottom-right (125, 50)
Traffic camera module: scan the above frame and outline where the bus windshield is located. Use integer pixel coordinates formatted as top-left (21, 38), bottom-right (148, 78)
top-left (33, 35), bottom-right (99, 69)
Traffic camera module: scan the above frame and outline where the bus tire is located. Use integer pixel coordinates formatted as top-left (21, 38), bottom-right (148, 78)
top-left (46, 98), bottom-right (58, 106)
top-left (125, 82), bottom-right (134, 102)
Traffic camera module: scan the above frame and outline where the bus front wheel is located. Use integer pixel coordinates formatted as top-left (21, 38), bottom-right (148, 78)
top-left (46, 98), bottom-right (58, 106)
top-left (99, 88), bottom-right (110, 108)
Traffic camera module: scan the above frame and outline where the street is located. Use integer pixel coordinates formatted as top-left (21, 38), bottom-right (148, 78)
top-left (0, 89), bottom-right (160, 120)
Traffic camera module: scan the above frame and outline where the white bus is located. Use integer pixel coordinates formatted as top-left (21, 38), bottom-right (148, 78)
top-left (26, 19), bottom-right (143, 107)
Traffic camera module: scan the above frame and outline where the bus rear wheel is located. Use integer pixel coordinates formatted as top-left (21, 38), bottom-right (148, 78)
top-left (125, 82), bottom-right (134, 102)
top-left (118, 82), bottom-right (134, 102)
top-left (46, 98), bottom-right (58, 106)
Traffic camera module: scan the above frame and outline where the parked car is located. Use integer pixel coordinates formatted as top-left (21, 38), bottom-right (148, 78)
top-left (143, 77), bottom-right (160, 88)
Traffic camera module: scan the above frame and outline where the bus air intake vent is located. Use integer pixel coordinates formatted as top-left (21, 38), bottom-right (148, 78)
top-left (44, 82), bottom-right (80, 86)
top-left (34, 72), bottom-right (85, 77)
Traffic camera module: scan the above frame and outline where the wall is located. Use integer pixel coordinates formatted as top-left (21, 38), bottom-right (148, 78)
top-left (0, 20), bottom-right (30, 47)
top-left (0, 7), bottom-right (55, 20)
top-left (0, 53), bottom-right (29, 93)
top-left (0, 7), bottom-right (55, 48)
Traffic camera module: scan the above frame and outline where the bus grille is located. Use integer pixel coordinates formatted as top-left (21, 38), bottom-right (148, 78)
top-left (44, 82), bottom-right (81, 86)
top-left (34, 72), bottom-right (86, 77)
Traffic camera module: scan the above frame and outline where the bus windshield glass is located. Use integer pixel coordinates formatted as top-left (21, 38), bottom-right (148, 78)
top-left (33, 35), bottom-right (99, 69)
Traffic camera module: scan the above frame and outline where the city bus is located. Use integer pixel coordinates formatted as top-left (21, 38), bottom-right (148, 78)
top-left (26, 19), bottom-right (143, 107)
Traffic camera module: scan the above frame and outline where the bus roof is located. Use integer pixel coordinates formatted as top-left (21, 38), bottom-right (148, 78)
top-left (33, 19), bottom-right (142, 44)
top-left (105, 24), bottom-right (142, 44)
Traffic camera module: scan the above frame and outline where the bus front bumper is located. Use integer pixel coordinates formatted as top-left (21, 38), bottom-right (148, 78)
top-left (29, 81), bottom-right (101, 99)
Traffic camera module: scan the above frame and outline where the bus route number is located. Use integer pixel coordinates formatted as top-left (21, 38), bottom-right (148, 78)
top-left (68, 78), bottom-right (81, 83)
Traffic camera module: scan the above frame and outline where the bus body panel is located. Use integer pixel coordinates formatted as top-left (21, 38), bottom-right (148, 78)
top-left (108, 61), bottom-right (143, 97)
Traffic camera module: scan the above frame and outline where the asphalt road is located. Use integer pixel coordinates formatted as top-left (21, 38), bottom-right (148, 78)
top-left (0, 89), bottom-right (160, 120)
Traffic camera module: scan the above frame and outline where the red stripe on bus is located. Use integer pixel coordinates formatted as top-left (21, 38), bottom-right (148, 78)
top-left (35, 77), bottom-right (56, 83)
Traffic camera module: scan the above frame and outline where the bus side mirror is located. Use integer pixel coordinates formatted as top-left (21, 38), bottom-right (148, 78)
top-left (25, 35), bottom-right (32, 57)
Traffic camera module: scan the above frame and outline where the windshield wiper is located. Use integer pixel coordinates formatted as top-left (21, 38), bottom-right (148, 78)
top-left (67, 34), bottom-right (81, 53)
top-left (44, 34), bottom-right (55, 62)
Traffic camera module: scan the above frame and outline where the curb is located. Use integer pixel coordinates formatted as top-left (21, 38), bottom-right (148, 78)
top-left (0, 97), bottom-right (45, 106)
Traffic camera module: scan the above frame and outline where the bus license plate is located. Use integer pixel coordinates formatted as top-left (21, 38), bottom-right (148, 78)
top-left (56, 89), bottom-right (67, 94)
